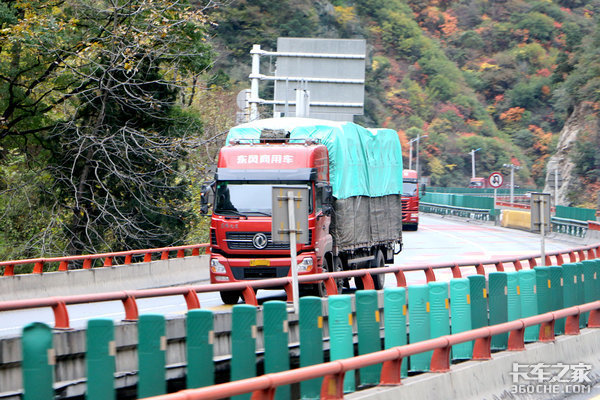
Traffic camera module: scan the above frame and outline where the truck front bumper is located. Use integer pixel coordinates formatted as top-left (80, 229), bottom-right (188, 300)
top-left (209, 253), bottom-right (319, 283)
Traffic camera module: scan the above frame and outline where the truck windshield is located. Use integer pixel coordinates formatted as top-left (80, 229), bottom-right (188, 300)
top-left (403, 182), bottom-right (418, 197)
top-left (214, 182), bottom-right (312, 216)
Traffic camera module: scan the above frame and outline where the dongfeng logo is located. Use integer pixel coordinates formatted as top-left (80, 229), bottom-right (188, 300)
top-left (252, 233), bottom-right (268, 249)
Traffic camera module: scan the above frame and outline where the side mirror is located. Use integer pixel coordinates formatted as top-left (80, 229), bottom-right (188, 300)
top-left (420, 184), bottom-right (426, 197)
top-left (200, 181), bottom-right (215, 215)
top-left (320, 184), bottom-right (333, 216)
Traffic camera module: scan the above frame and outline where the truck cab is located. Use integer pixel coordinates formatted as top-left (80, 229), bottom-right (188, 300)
top-left (468, 177), bottom-right (486, 189)
top-left (206, 138), bottom-right (333, 304)
top-left (401, 169), bottom-right (420, 230)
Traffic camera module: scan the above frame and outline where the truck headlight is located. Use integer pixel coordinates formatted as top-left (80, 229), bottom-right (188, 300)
top-left (210, 258), bottom-right (226, 273)
top-left (297, 257), bottom-right (313, 272)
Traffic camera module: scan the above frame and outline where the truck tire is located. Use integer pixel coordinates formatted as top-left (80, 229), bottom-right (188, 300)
top-left (306, 257), bottom-right (329, 297)
top-left (332, 256), bottom-right (345, 294)
top-left (220, 290), bottom-right (241, 305)
top-left (354, 251), bottom-right (385, 290)
top-left (372, 250), bottom-right (385, 290)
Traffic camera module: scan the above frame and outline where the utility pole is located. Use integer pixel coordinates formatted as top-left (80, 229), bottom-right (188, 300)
top-left (554, 164), bottom-right (560, 207)
top-left (408, 137), bottom-right (420, 170)
top-left (503, 163), bottom-right (521, 203)
top-left (410, 134), bottom-right (428, 179)
top-left (470, 148), bottom-right (481, 178)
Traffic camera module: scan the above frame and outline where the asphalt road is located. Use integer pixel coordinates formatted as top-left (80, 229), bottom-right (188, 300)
top-left (0, 214), bottom-right (587, 337)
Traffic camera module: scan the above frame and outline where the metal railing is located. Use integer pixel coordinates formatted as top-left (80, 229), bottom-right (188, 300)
top-left (420, 202), bottom-right (497, 221)
top-left (0, 244), bottom-right (598, 330)
top-left (143, 301), bottom-right (600, 400)
top-left (552, 217), bottom-right (588, 238)
top-left (0, 244), bottom-right (209, 276)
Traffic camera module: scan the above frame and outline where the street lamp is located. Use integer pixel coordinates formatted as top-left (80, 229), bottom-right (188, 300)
top-left (503, 162), bottom-right (521, 203)
top-left (408, 134), bottom-right (428, 174)
top-left (469, 148), bottom-right (481, 179)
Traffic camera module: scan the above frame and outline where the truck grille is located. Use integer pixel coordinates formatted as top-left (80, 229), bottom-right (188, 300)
top-left (225, 231), bottom-right (312, 250)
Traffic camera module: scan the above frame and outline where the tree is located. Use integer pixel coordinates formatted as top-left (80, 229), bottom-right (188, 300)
top-left (0, 0), bottom-right (214, 255)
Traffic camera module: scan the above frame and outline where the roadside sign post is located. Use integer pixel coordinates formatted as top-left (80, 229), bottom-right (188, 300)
top-left (530, 192), bottom-right (551, 267)
top-left (488, 172), bottom-right (504, 210)
top-left (272, 186), bottom-right (309, 313)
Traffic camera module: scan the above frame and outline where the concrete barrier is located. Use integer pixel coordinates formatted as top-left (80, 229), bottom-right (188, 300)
top-left (0, 255), bottom-right (210, 301)
top-left (347, 328), bottom-right (600, 400)
top-left (501, 209), bottom-right (531, 231)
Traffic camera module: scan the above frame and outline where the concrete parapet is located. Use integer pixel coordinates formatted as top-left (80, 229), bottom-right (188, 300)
top-left (501, 210), bottom-right (531, 231)
top-left (0, 256), bottom-right (210, 302)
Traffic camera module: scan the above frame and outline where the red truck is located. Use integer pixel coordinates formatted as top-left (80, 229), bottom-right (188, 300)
top-left (202, 118), bottom-right (404, 304)
top-left (468, 177), bottom-right (486, 188)
top-left (401, 169), bottom-right (420, 230)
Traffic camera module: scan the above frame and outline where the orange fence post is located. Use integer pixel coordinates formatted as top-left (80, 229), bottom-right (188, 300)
top-left (250, 388), bottom-right (275, 400)
top-left (59, 261), bottom-right (69, 271)
top-left (360, 273), bottom-right (375, 289)
top-left (379, 349), bottom-right (403, 385)
top-left (184, 289), bottom-right (201, 310)
top-left (324, 277), bottom-right (339, 295)
top-left (475, 263), bottom-right (485, 275)
top-left (144, 253), bottom-right (152, 262)
top-left (495, 262), bottom-right (505, 272)
top-left (320, 370), bottom-right (345, 400)
top-left (394, 270), bottom-right (406, 287)
top-left (177, 249), bottom-right (185, 258)
top-left (528, 258), bottom-right (536, 268)
top-left (52, 301), bottom-right (70, 329)
top-left (4, 264), bottom-right (14, 276)
top-left (424, 267), bottom-right (436, 282)
top-left (588, 309), bottom-right (600, 328)
top-left (507, 324), bottom-right (525, 351)
top-left (241, 286), bottom-right (258, 306)
top-left (33, 261), bottom-right (44, 274)
top-left (556, 253), bottom-right (564, 265)
top-left (451, 264), bottom-right (462, 278)
top-left (430, 344), bottom-right (451, 372)
top-left (124, 254), bottom-right (133, 264)
top-left (104, 257), bottom-right (113, 267)
top-left (161, 251), bottom-right (169, 260)
top-left (283, 282), bottom-right (294, 303)
top-left (569, 252), bottom-right (577, 263)
top-left (587, 249), bottom-right (595, 260)
top-left (472, 335), bottom-right (491, 360)
top-left (83, 258), bottom-right (92, 269)
top-left (565, 314), bottom-right (580, 335)
top-left (513, 260), bottom-right (522, 271)
top-left (192, 248), bottom-right (200, 256)
top-left (122, 295), bottom-right (139, 321)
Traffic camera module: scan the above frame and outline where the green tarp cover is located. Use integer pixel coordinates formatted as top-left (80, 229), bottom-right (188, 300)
top-left (226, 118), bottom-right (403, 199)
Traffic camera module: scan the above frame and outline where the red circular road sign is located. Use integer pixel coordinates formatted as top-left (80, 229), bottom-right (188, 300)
top-left (488, 172), bottom-right (504, 188)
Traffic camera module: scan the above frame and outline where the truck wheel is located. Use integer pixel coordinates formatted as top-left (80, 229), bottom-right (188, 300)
top-left (372, 250), bottom-right (386, 290)
top-left (220, 290), bottom-right (241, 305)
top-left (306, 257), bottom-right (329, 297)
top-left (332, 256), bottom-right (345, 295)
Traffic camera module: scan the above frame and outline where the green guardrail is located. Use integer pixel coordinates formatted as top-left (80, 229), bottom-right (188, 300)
top-left (421, 193), bottom-right (495, 209)
top-left (555, 205), bottom-right (596, 222)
